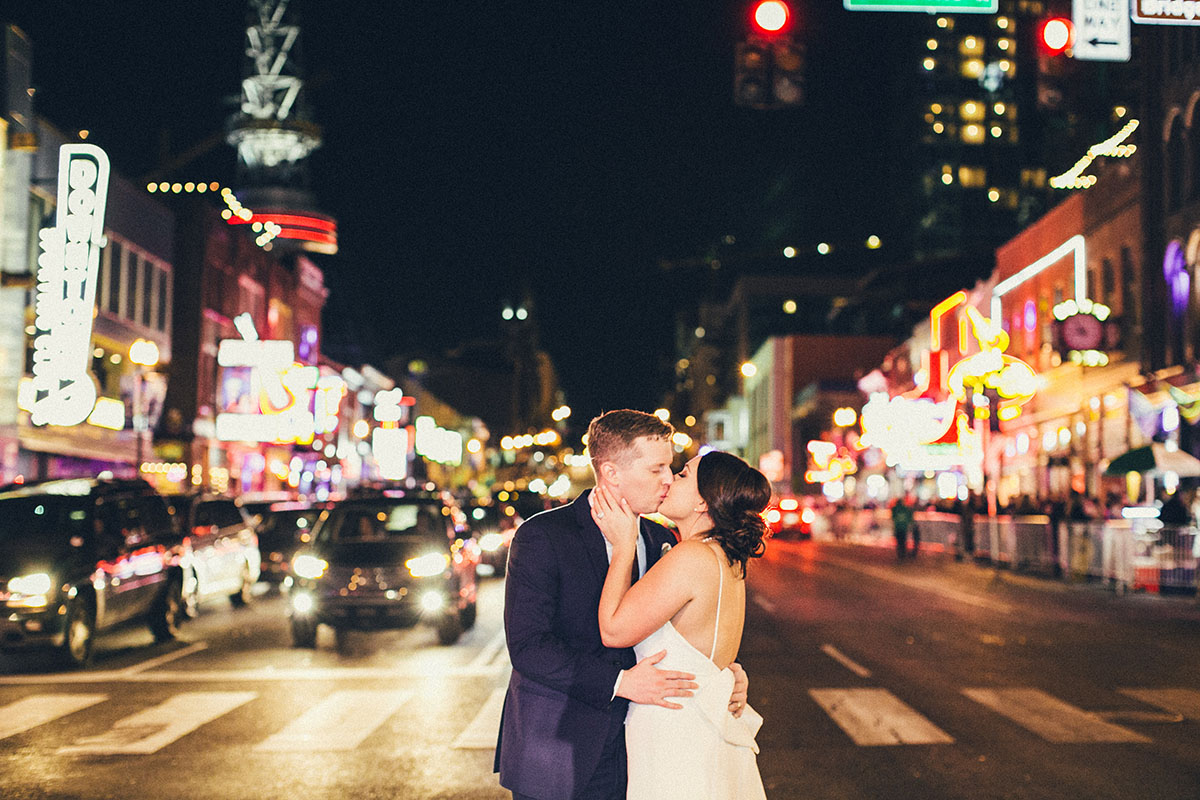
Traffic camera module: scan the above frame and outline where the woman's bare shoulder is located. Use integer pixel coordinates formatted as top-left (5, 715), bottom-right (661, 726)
top-left (659, 538), bottom-right (720, 570)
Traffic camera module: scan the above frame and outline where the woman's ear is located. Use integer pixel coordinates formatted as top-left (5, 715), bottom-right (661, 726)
top-left (694, 499), bottom-right (708, 514)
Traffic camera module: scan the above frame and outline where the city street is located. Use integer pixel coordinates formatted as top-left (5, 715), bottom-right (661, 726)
top-left (1, 539), bottom-right (1197, 800)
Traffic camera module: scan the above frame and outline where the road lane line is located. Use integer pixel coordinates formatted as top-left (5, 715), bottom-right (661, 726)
top-left (120, 642), bottom-right (208, 675)
top-left (57, 691), bottom-right (256, 755)
top-left (452, 687), bottom-right (506, 750)
top-left (817, 554), bottom-right (1013, 614)
top-left (962, 688), bottom-right (1151, 743)
top-left (256, 689), bottom-right (410, 752)
top-left (809, 688), bottom-right (953, 745)
top-left (1119, 688), bottom-right (1200, 720)
top-left (0, 663), bottom-right (508, 685)
top-left (0, 694), bottom-right (108, 740)
top-left (820, 644), bottom-right (873, 678)
top-left (468, 630), bottom-right (506, 670)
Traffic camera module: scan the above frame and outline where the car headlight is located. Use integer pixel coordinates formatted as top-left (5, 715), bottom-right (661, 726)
top-left (479, 532), bottom-right (504, 552)
top-left (292, 554), bottom-right (328, 580)
top-left (406, 552), bottom-right (451, 578)
top-left (419, 590), bottom-right (446, 611)
top-left (7, 572), bottom-right (53, 608)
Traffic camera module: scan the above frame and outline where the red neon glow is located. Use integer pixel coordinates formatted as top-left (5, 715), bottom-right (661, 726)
top-left (274, 228), bottom-right (338, 244)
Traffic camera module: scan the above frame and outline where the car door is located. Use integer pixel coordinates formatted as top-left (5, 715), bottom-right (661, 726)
top-left (189, 500), bottom-right (228, 596)
top-left (94, 494), bottom-right (165, 626)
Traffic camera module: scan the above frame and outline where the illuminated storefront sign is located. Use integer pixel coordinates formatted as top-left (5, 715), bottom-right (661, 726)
top-left (29, 145), bottom-right (111, 427)
top-left (414, 416), bottom-right (463, 466)
top-left (215, 335), bottom-right (331, 444)
top-left (373, 427), bottom-right (409, 480)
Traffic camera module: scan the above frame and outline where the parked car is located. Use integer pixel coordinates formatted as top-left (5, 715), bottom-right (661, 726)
top-left (0, 477), bottom-right (185, 666)
top-left (468, 500), bottom-right (523, 576)
top-left (287, 489), bottom-right (478, 647)
top-left (251, 500), bottom-right (327, 586)
top-left (163, 494), bottom-right (261, 613)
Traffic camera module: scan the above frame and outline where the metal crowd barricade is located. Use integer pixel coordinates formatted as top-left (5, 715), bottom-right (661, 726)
top-left (970, 514), bottom-right (1056, 574)
top-left (1128, 523), bottom-right (1198, 594)
top-left (1062, 520), bottom-right (1134, 593)
top-left (911, 511), bottom-right (960, 553)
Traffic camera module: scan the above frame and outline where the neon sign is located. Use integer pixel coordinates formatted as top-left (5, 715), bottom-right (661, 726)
top-left (414, 416), bottom-right (463, 466)
top-left (29, 145), bottom-right (110, 427)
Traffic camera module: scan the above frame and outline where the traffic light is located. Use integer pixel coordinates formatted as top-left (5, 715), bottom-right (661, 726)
top-left (751, 0), bottom-right (792, 35)
top-left (735, 1), bottom-right (804, 109)
top-left (1037, 17), bottom-right (1075, 55)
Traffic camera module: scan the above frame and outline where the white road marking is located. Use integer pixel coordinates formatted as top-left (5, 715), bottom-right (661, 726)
top-left (119, 642), bottom-right (208, 674)
top-left (820, 644), bottom-right (873, 678)
top-left (57, 691), bottom-right (256, 755)
top-left (962, 688), bottom-right (1151, 743)
top-left (809, 688), bottom-right (954, 745)
top-left (0, 662), bottom-right (509, 685)
top-left (451, 686), bottom-right (507, 750)
top-left (256, 689), bottom-right (410, 752)
top-left (0, 694), bottom-right (108, 740)
top-left (1119, 688), bottom-right (1200, 720)
top-left (467, 629), bottom-right (506, 671)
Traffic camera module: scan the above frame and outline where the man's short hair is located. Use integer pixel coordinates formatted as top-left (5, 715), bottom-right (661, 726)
top-left (587, 409), bottom-right (673, 468)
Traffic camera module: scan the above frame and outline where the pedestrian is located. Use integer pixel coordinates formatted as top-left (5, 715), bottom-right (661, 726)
top-left (891, 493), bottom-right (915, 560)
top-left (955, 494), bottom-right (976, 561)
top-left (1158, 485), bottom-right (1195, 527)
top-left (494, 409), bottom-right (749, 800)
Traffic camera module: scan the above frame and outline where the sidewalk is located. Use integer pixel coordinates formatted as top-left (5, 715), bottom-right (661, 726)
top-left (805, 525), bottom-right (1200, 608)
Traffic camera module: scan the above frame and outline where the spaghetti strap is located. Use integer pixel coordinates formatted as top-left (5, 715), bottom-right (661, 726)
top-left (708, 542), bottom-right (724, 662)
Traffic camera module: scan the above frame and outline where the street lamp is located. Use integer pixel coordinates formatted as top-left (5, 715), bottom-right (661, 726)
top-left (129, 339), bottom-right (160, 471)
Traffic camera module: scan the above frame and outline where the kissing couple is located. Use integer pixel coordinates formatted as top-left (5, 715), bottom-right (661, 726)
top-left (495, 409), bottom-right (770, 799)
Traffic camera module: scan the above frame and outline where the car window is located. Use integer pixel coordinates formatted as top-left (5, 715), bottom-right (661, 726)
top-left (98, 495), bottom-right (148, 549)
top-left (196, 501), bottom-right (245, 529)
top-left (136, 494), bottom-right (174, 537)
top-left (0, 496), bottom-right (91, 553)
top-left (325, 503), bottom-right (443, 543)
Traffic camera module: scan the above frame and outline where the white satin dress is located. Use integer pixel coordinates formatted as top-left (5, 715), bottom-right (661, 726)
top-left (624, 547), bottom-right (767, 800)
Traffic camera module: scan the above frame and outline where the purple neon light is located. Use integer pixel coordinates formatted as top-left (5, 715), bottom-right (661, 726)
top-left (1164, 241), bottom-right (1190, 315)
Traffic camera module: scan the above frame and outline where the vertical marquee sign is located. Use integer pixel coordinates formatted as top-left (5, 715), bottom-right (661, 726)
top-left (30, 145), bottom-right (110, 427)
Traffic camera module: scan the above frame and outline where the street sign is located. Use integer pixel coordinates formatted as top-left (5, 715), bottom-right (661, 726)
top-left (1133, 0), bottom-right (1200, 24)
top-left (843, 0), bottom-right (996, 12)
top-left (1073, 0), bottom-right (1131, 60)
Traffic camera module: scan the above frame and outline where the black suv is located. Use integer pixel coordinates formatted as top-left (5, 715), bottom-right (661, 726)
top-left (287, 490), bottom-right (479, 647)
top-left (0, 478), bottom-right (185, 666)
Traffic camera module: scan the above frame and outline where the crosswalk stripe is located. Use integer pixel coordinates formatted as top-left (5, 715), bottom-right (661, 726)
top-left (1119, 688), bottom-right (1200, 720)
top-left (808, 688), bottom-right (954, 745)
top-left (57, 691), bottom-right (256, 755)
top-left (0, 694), bottom-right (108, 741)
top-left (962, 688), bottom-right (1151, 743)
top-left (452, 687), bottom-right (506, 750)
top-left (256, 689), bottom-right (410, 752)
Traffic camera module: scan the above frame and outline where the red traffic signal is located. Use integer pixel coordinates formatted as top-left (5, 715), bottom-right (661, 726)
top-left (1038, 17), bottom-right (1075, 55)
top-left (751, 1), bottom-right (792, 35)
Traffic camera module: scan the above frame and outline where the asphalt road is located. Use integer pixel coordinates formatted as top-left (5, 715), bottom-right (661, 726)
top-left (0, 540), bottom-right (1197, 800)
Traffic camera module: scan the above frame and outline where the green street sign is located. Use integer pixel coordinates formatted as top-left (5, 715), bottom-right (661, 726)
top-left (844, 0), bottom-right (997, 12)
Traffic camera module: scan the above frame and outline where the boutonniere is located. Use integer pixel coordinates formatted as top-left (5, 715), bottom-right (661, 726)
top-left (661, 542), bottom-right (673, 557)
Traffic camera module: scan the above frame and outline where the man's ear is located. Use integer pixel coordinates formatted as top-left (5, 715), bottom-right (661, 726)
top-left (599, 460), bottom-right (619, 485)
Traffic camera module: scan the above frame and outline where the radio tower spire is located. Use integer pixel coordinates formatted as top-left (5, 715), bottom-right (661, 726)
top-left (226, 0), bottom-right (337, 254)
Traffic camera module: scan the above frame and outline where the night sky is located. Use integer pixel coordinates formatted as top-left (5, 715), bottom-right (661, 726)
top-left (5, 1), bottom-right (922, 428)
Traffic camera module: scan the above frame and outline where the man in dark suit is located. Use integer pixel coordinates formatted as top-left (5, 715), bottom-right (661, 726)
top-left (495, 410), bottom-right (747, 800)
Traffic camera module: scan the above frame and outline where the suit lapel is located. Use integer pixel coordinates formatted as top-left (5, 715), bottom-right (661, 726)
top-left (572, 490), bottom-right (611, 584)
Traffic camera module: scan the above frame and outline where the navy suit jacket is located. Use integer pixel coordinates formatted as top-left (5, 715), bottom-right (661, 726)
top-left (494, 490), bottom-right (677, 798)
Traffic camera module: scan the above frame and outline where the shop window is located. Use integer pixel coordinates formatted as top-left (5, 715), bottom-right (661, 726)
top-left (105, 241), bottom-right (123, 315)
top-left (1021, 168), bottom-right (1047, 188)
top-left (960, 100), bottom-right (985, 121)
top-left (961, 58), bottom-right (985, 79)
top-left (958, 165), bottom-right (987, 187)
top-left (123, 250), bottom-right (138, 321)
top-left (139, 257), bottom-right (153, 328)
top-left (157, 267), bottom-right (171, 332)
top-left (959, 36), bottom-right (984, 56)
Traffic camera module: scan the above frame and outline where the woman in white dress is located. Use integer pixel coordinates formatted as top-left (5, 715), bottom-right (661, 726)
top-left (591, 450), bottom-right (771, 800)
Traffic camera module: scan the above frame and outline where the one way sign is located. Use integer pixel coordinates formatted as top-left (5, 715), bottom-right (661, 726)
top-left (1073, 0), bottom-right (1131, 61)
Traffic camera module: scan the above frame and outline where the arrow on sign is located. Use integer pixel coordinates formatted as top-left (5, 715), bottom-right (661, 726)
top-left (1089, 38), bottom-right (1118, 46)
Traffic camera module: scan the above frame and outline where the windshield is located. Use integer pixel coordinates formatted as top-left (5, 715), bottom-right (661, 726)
top-left (319, 502), bottom-right (445, 544)
top-left (0, 496), bottom-right (92, 553)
